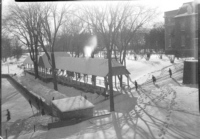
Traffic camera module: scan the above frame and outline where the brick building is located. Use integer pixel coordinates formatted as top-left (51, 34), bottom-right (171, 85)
top-left (164, 2), bottom-right (198, 58)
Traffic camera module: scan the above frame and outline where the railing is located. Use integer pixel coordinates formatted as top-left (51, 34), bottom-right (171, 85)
top-left (26, 70), bottom-right (126, 95)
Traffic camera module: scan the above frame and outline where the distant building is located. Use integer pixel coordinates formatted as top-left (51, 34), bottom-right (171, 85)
top-left (164, 2), bottom-right (198, 58)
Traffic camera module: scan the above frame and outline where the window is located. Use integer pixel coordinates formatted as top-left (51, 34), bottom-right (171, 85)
top-left (180, 20), bottom-right (185, 31)
top-left (168, 18), bottom-right (171, 23)
top-left (181, 35), bottom-right (185, 47)
top-left (169, 38), bottom-right (172, 47)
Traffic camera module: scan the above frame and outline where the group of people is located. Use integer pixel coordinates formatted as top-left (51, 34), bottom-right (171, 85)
top-left (134, 68), bottom-right (172, 90)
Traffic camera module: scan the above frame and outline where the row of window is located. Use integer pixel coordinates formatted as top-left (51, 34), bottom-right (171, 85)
top-left (168, 36), bottom-right (185, 47)
top-left (168, 36), bottom-right (198, 48)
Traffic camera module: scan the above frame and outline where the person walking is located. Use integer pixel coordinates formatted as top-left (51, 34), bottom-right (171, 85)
top-left (41, 109), bottom-right (45, 116)
top-left (169, 68), bottom-right (172, 78)
top-left (6, 109), bottom-right (11, 122)
top-left (105, 91), bottom-right (109, 100)
top-left (29, 99), bottom-right (32, 107)
top-left (24, 67), bottom-right (26, 76)
top-left (135, 80), bottom-right (138, 91)
top-left (152, 75), bottom-right (156, 84)
top-left (35, 97), bottom-right (40, 113)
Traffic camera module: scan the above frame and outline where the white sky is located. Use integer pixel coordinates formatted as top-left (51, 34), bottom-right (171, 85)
top-left (2, 0), bottom-right (198, 23)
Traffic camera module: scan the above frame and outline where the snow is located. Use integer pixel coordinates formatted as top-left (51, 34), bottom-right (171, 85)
top-left (2, 54), bottom-right (200, 139)
top-left (1, 79), bottom-right (49, 139)
top-left (17, 76), bottom-right (67, 104)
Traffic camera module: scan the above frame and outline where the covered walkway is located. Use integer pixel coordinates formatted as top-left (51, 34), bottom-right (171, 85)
top-left (23, 55), bottom-right (131, 96)
top-left (55, 57), bottom-right (130, 95)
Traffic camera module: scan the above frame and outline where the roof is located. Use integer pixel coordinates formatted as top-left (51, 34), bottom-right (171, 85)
top-left (23, 56), bottom-right (33, 65)
top-left (20, 76), bottom-right (66, 104)
top-left (55, 57), bottom-right (130, 77)
top-left (102, 45), bottom-right (119, 51)
top-left (38, 52), bottom-right (70, 68)
top-left (164, 2), bottom-right (198, 20)
top-left (38, 53), bottom-right (51, 68)
top-left (164, 10), bottom-right (178, 17)
top-left (52, 52), bottom-right (71, 57)
top-left (52, 96), bottom-right (94, 112)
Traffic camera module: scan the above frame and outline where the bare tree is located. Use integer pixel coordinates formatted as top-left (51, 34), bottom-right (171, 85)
top-left (112, 5), bottom-right (157, 85)
top-left (78, 2), bottom-right (158, 102)
top-left (2, 35), bottom-right (12, 61)
top-left (5, 3), bottom-right (43, 78)
top-left (78, 3), bottom-right (133, 111)
top-left (39, 3), bottom-right (72, 90)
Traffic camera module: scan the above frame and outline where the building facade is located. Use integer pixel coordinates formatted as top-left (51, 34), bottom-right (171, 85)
top-left (164, 2), bottom-right (198, 58)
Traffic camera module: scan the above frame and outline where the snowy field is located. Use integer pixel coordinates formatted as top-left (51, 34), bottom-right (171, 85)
top-left (1, 54), bottom-right (200, 139)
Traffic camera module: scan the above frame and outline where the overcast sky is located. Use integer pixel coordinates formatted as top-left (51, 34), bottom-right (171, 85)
top-left (2, 0), bottom-right (198, 23)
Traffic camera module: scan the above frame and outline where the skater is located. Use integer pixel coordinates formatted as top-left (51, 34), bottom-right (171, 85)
top-left (39, 98), bottom-right (43, 108)
top-left (105, 91), bottom-right (109, 100)
top-left (6, 109), bottom-right (11, 121)
top-left (169, 68), bottom-right (172, 78)
top-left (41, 109), bottom-right (45, 116)
top-left (152, 75), bottom-right (156, 84)
top-left (35, 97), bottom-right (40, 110)
top-left (29, 99), bottom-right (32, 107)
top-left (135, 80), bottom-right (138, 91)
top-left (24, 67), bottom-right (26, 76)
top-left (134, 55), bottom-right (137, 60)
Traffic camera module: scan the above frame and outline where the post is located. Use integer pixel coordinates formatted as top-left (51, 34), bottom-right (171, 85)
top-left (87, 75), bottom-right (88, 83)
top-left (104, 77), bottom-right (108, 90)
top-left (107, 48), bottom-right (114, 112)
top-left (84, 74), bottom-right (86, 83)
top-left (115, 76), bottom-right (117, 88)
top-left (127, 75), bottom-right (129, 88)
top-left (7, 64), bottom-right (9, 74)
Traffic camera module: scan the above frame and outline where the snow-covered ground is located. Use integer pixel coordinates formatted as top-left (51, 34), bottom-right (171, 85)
top-left (1, 54), bottom-right (199, 139)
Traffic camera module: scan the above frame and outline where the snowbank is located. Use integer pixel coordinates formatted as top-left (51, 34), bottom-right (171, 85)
top-left (17, 76), bottom-right (67, 104)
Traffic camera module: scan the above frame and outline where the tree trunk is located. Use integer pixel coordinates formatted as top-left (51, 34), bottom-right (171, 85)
top-left (119, 75), bottom-right (123, 88)
top-left (107, 47), bottom-right (114, 112)
top-left (51, 53), bottom-right (58, 91)
top-left (33, 61), bottom-right (39, 79)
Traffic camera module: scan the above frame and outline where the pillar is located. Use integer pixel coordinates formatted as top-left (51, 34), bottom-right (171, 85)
top-left (183, 60), bottom-right (198, 84)
top-left (127, 75), bottom-right (129, 88)
top-left (115, 76), bottom-right (117, 87)
top-left (104, 76), bottom-right (108, 91)
top-left (76, 73), bottom-right (78, 81)
top-left (92, 75), bottom-right (96, 86)
top-left (84, 74), bottom-right (86, 83)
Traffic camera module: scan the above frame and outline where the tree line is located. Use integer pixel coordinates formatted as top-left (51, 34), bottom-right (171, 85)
top-left (2, 35), bottom-right (23, 62)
